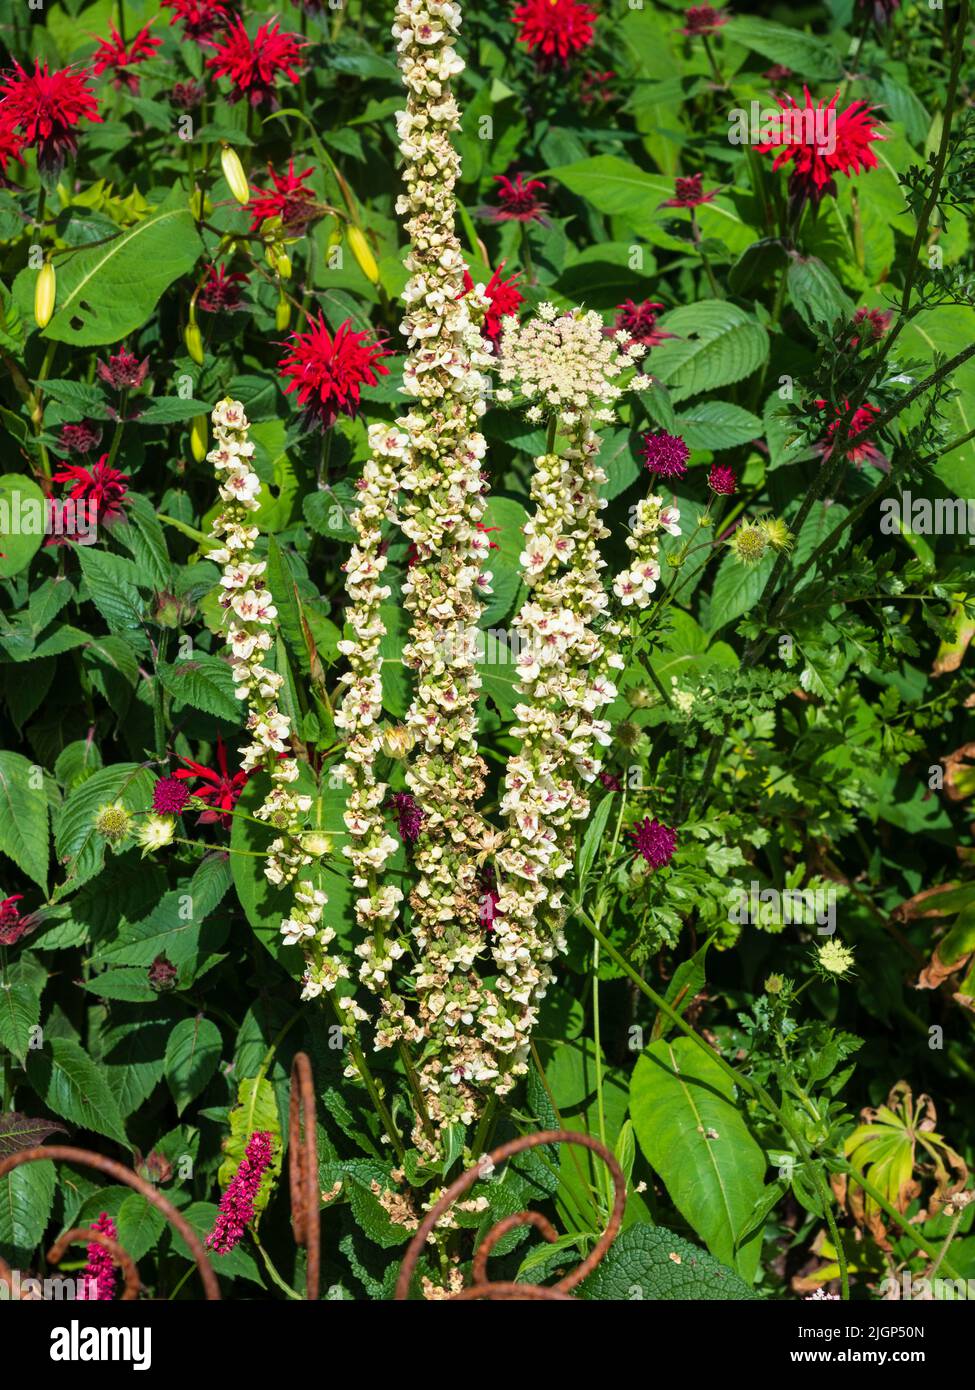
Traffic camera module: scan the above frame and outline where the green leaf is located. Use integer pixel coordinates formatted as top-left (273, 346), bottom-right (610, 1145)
top-left (0, 749), bottom-right (50, 892)
top-left (92, 852), bottom-right (232, 969)
top-left (217, 1076), bottom-right (282, 1219)
top-left (0, 1112), bottom-right (68, 1158)
top-left (0, 1158), bottom-right (55, 1267)
top-left (676, 401), bottom-right (763, 452)
top-left (722, 16), bottom-right (842, 80)
top-left (630, 1038), bottom-right (767, 1279)
top-left (53, 762), bottom-right (155, 899)
top-left (25, 1037), bottom-right (129, 1147)
top-left (650, 303), bottom-right (768, 403)
top-left (651, 938), bottom-right (712, 1042)
top-left (115, 1192), bottom-right (166, 1263)
top-left (135, 397), bottom-right (211, 425)
top-left (158, 655), bottom-right (241, 722)
top-left (703, 550), bottom-right (776, 633)
top-left (168, 1201), bottom-right (264, 1285)
top-left (576, 792), bottom-right (615, 891)
top-left (0, 474), bottom-right (47, 579)
top-left (478, 495), bottom-right (528, 627)
top-left (0, 984), bottom-right (40, 1062)
top-left (165, 1016), bottom-right (223, 1115)
top-left (75, 546), bottom-right (145, 632)
top-left (578, 1223), bottom-right (759, 1300)
top-left (35, 205), bottom-right (204, 346)
top-left (787, 256), bottom-right (855, 331)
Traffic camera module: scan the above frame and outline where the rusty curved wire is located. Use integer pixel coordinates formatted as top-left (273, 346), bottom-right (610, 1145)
top-left (288, 1049), bottom-right (320, 1300)
top-left (48, 1225), bottom-right (142, 1301)
top-left (0, 1146), bottom-right (221, 1299)
top-left (395, 1129), bottom-right (626, 1301)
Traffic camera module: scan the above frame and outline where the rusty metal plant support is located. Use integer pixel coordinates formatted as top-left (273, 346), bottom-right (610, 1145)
top-left (395, 1129), bottom-right (626, 1301)
top-left (0, 1145), bottom-right (221, 1300)
top-left (48, 1226), bottom-right (142, 1301)
top-left (288, 1050), bottom-right (320, 1300)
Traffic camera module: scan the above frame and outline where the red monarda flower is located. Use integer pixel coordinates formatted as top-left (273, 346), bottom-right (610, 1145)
top-left (0, 60), bottom-right (102, 175)
top-left (52, 454), bottom-right (129, 524)
top-left (77, 1213), bottom-right (118, 1301)
top-left (174, 736), bottom-right (249, 826)
top-left (630, 817), bottom-right (678, 869)
top-left (487, 173), bottom-right (550, 224)
top-left (513, 0), bottom-right (598, 67)
top-left (97, 347), bottom-right (150, 391)
top-left (613, 299), bottom-right (673, 351)
top-left (0, 895), bottom-right (26, 946)
top-left (248, 161), bottom-right (318, 234)
top-left (92, 25), bottom-right (162, 93)
top-left (850, 306), bottom-right (892, 346)
top-left (660, 172), bottom-right (716, 208)
top-left (580, 68), bottom-right (617, 107)
top-left (206, 1131), bottom-right (274, 1254)
top-left (198, 263), bottom-right (249, 313)
top-left (171, 80), bottom-right (206, 111)
top-left (206, 17), bottom-right (306, 108)
top-left (0, 123), bottom-right (24, 176)
top-left (278, 314), bottom-right (390, 430)
top-left (679, 5), bottom-right (729, 36)
top-left (759, 87), bottom-right (881, 210)
top-left (161, 0), bottom-right (229, 43)
top-left (815, 399), bottom-right (886, 470)
top-left (463, 262), bottom-right (524, 345)
top-left (59, 421), bottom-right (102, 455)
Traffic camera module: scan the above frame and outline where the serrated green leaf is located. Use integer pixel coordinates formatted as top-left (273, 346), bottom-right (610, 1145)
top-left (25, 1036), bottom-right (128, 1146)
top-left (578, 1223), bottom-right (759, 1300)
top-left (165, 1016), bottom-right (223, 1115)
top-left (0, 749), bottom-right (50, 892)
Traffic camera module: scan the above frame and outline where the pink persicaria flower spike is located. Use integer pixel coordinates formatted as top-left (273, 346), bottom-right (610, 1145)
top-left (205, 1131), bottom-right (274, 1254)
top-left (707, 463), bottom-right (738, 495)
top-left (77, 1213), bottom-right (118, 1300)
top-left (815, 398), bottom-right (886, 471)
top-left (248, 161), bottom-right (318, 234)
top-left (612, 299), bottom-right (673, 352)
top-left (278, 314), bottom-right (390, 431)
top-left (97, 347), bottom-right (150, 391)
top-left (486, 173), bottom-right (550, 224)
top-left (660, 173), bottom-right (716, 208)
top-left (92, 24), bottom-right (162, 93)
top-left (679, 5), bottom-right (729, 36)
top-left (161, 0), bottom-right (229, 43)
top-left (641, 431), bottom-right (690, 480)
top-left (152, 777), bottom-right (191, 815)
top-left (205, 17), bottom-right (307, 108)
top-left (0, 59), bottom-right (102, 175)
top-left (52, 454), bottom-right (130, 524)
top-left (513, 0), bottom-right (598, 67)
top-left (463, 262), bottom-right (525, 346)
top-left (198, 263), bottom-right (249, 314)
top-left (759, 87), bottom-right (881, 211)
top-left (630, 817), bottom-right (678, 869)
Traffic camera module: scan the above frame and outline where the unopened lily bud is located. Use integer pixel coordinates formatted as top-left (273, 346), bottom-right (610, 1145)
top-left (220, 143), bottom-right (250, 206)
top-left (184, 319), bottom-right (204, 366)
top-left (274, 248), bottom-right (292, 280)
top-left (275, 293), bottom-right (291, 332)
top-left (347, 225), bottom-right (380, 285)
top-left (190, 414), bottom-right (207, 463)
top-left (34, 261), bottom-right (56, 329)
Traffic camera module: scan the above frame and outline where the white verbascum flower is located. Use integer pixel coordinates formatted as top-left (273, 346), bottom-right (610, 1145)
top-left (613, 495), bottom-right (681, 610)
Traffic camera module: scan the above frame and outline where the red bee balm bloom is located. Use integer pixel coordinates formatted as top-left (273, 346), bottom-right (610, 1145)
top-left (161, 0), bottom-right (229, 43)
top-left (463, 262), bottom-right (524, 345)
top-left (815, 399), bottom-right (886, 471)
top-left (206, 18), bottom-right (307, 108)
top-left (613, 299), bottom-right (673, 351)
top-left (52, 454), bottom-right (129, 524)
top-left (488, 173), bottom-right (550, 224)
top-left (679, 6), bottom-right (729, 36)
top-left (0, 60), bottom-right (102, 175)
top-left (0, 895), bottom-right (27, 946)
top-left (174, 737), bottom-right (249, 826)
top-left (248, 161), bottom-right (318, 235)
top-left (630, 817), bottom-right (678, 869)
top-left (97, 348), bottom-right (150, 391)
top-left (513, 0), bottom-right (598, 67)
top-left (850, 306), bottom-right (893, 346)
top-left (759, 88), bottom-right (881, 210)
top-left (0, 124), bottom-right (24, 176)
top-left (661, 173), bottom-right (716, 208)
top-left (278, 314), bottom-right (390, 430)
top-left (92, 25), bottom-right (162, 93)
top-left (198, 263), bottom-right (249, 314)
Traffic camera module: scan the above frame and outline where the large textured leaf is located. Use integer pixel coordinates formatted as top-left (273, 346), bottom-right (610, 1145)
top-left (0, 1158), bottom-right (55, 1266)
top-left (165, 1016), bottom-right (223, 1115)
top-left (723, 17), bottom-right (842, 79)
top-left (478, 495), bottom-right (529, 627)
top-left (630, 1038), bottom-right (767, 1279)
top-left (38, 205), bottom-right (203, 346)
top-left (676, 401), bottom-right (763, 452)
top-left (75, 546), bottom-right (145, 632)
top-left (578, 1223), bottom-right (758, 1300)
top-left (91, 852), bottom-right (232, 970)
top-left (25, 1036), bottom-right (129, 1146)
top-left (0, 749), bottom-right (50, 891)
top-left (650, 303), bottom-right (768, 402)
top-left (0, 983), bottom-right (40, 1062)
top-left (158, 655), bottom-right (241, 722)
top-left (0, 1112), bottom-right (68, 1158)
top-left (216, 1076), bottom-right (282, 1220)
top-left (703, 550), bottom-right (776, 634)
top-left (0, 473), bottom-right (47, 579)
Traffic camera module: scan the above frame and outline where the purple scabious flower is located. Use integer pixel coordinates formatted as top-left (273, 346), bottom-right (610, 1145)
top-left (77, 1212), bottom-right (118, 1300)
top-left (152, 776), bottom-right (191, 815)
top-left (388, 791), bottom-right (424, 844)
top-left (630, 816), bottom-right (678, 869)
top-left (707, 463), bottom-right (738, 495)
top-left (205, 1131), bottom-right (274, 1254)
top-left (641, 431), bottom-right (689, 480)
